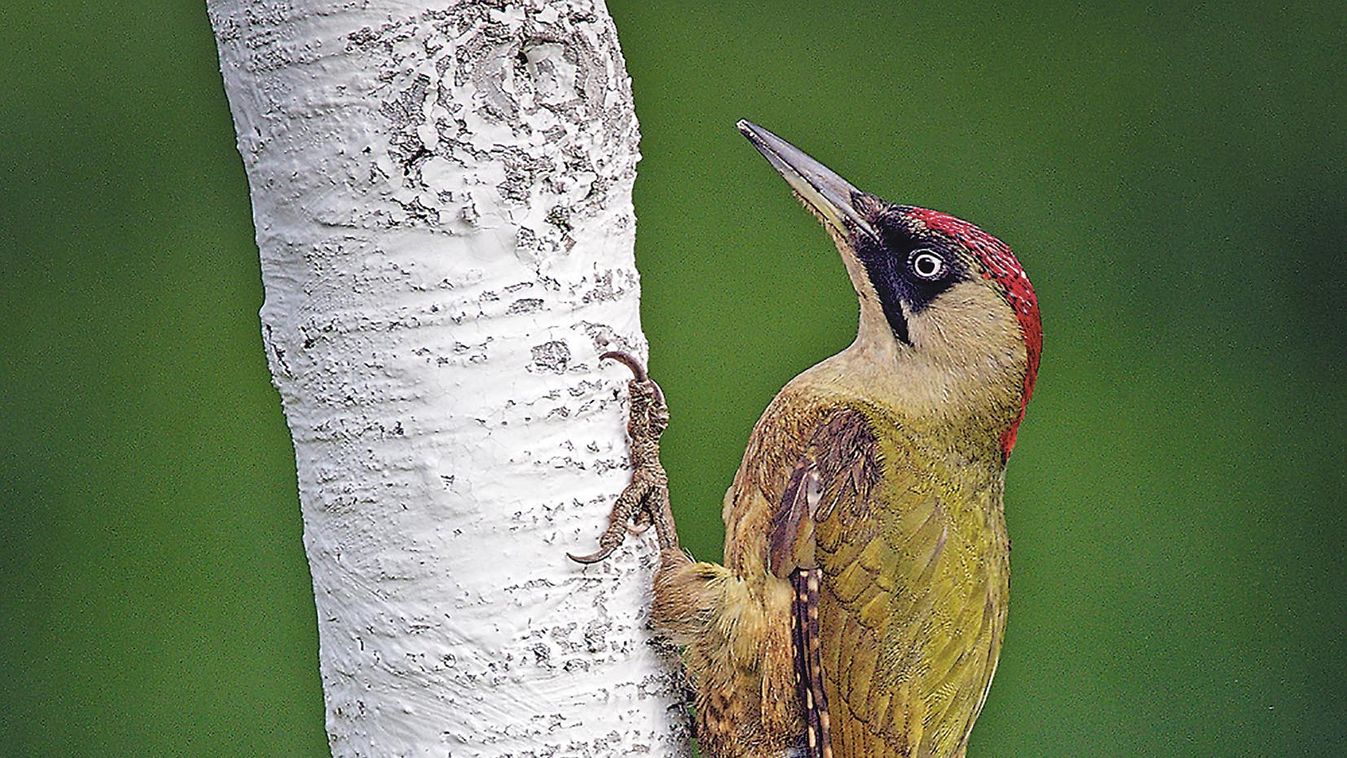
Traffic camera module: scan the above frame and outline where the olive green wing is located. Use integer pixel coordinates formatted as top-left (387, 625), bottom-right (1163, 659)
top-left (769, 405), bottom-right (1002, 758)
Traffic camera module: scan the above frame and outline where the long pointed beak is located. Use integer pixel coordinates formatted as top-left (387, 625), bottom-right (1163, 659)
top-left (737, 120), bottom-right (878, 241)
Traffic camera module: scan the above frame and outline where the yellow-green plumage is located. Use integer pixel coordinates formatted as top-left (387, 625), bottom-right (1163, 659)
top-left (613, 122), bottom-right (1038, 758)
top-left (653, 361), bottom-right (1019, 757)
top-left (812, 397), bottom-right (1010, 757)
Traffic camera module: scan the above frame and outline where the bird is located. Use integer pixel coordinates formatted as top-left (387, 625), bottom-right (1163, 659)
top-left (570, 120), bottom-right (1042, 758)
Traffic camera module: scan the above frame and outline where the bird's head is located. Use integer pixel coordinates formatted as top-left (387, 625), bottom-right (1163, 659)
top-left (739, 121), bottom-right (1041, 459)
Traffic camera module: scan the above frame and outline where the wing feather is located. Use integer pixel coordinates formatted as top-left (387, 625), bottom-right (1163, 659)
top-left (765, 401), bottom-right (1008, 757)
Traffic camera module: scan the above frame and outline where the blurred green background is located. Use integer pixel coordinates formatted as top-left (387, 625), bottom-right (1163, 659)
top-left (2, 1), bottom-right (1343, 755)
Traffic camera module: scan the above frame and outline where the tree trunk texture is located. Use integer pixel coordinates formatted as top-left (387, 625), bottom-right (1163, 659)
top-left (208, 1), bottom-right (690, 755)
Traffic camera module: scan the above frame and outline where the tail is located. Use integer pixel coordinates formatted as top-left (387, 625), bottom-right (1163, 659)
top-left (793, 568), bottom-right (833, 758)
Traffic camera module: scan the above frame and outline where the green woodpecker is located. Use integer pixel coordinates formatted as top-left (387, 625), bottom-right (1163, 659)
top-left (571, 121), bottom-right (1041, 758)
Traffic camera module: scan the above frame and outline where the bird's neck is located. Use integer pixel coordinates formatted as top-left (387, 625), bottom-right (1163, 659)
top-left (799, 323), bottom-right (1023, 468)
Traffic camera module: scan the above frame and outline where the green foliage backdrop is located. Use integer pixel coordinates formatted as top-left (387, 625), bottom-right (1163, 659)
top-left (2, 2), bottom-right (1343, 755)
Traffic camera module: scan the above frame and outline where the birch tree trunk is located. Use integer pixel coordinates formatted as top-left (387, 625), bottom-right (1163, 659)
top-left (208, 2), bottom-right (690, 755)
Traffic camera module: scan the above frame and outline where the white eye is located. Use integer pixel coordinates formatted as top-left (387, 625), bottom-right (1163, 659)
top-left (910, 249), bottom-right (946, 280)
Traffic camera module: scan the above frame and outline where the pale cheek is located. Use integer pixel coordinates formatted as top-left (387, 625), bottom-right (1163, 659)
top-left (906, 287), bottom-right (1028, 413)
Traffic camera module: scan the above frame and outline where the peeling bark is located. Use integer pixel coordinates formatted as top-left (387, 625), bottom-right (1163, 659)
top-left (209, 1), bottom-right (690, 754)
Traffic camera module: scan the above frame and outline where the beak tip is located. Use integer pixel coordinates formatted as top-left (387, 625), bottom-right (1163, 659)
top-left (736, 121), bottom-right (878, 242)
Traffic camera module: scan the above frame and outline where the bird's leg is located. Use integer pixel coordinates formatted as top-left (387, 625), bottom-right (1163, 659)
top-left (570, 359), bottom-right (800, 755)
top-left (569, 351), bottom-right (680, 564)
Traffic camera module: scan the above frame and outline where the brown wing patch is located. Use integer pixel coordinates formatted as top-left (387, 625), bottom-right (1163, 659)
top-left (768, 408), bottom-right (880, 578)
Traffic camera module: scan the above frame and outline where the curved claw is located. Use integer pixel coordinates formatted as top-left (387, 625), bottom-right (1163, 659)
top-left (600, 350), bottom-right (648, 383)
top-left (601, 351), bottom-right (666, 407)
top-left (568, 545), bottom-right (617, 565)
top-left (574, 350), bottom-right (671, 566)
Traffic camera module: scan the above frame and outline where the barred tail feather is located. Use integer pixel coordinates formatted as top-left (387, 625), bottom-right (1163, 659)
top-left (793, 568), bottom-right (833, 758)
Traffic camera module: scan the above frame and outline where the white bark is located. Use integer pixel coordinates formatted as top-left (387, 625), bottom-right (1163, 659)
top-left (209, 2), bottom-right (690, 755)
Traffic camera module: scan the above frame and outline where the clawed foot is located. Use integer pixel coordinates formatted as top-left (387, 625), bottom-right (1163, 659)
top-left (569, 351), bottom-right (680, 564)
